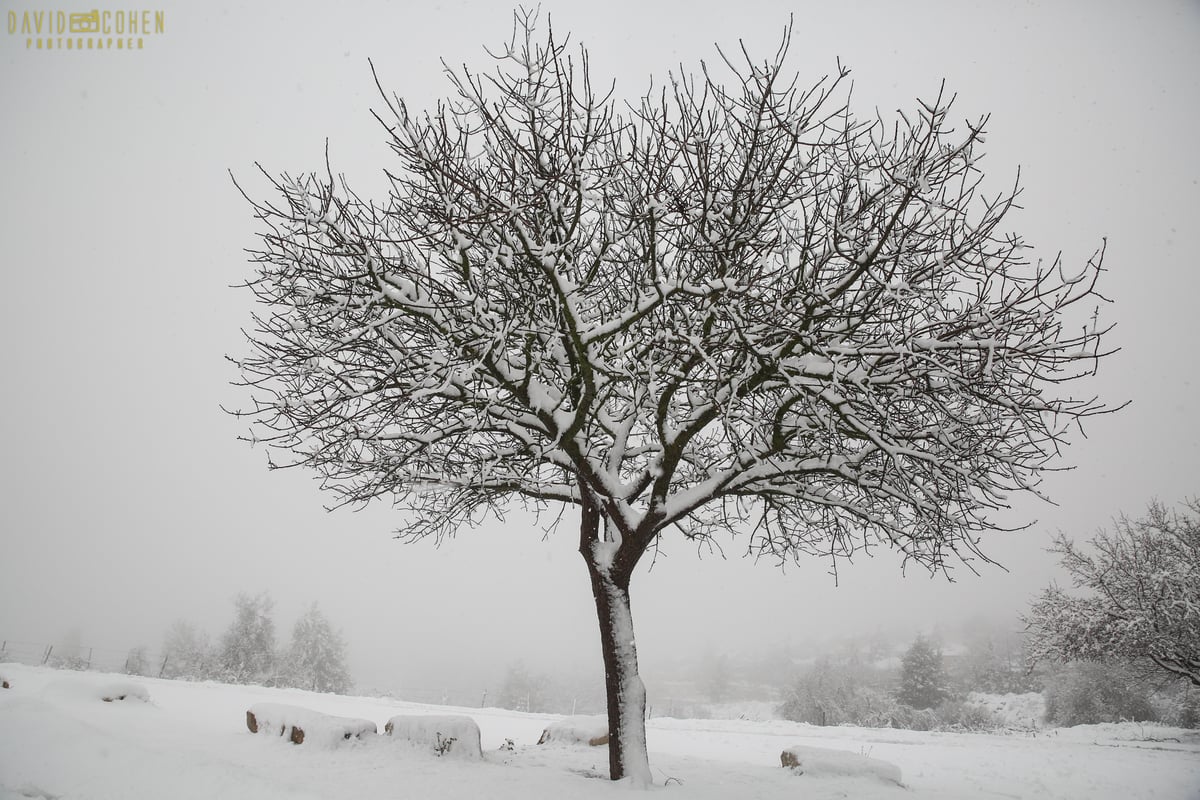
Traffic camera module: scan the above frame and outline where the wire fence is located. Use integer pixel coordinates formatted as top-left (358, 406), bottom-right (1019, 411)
top-left (0, 638), bottom-right (609, 714)
top-left (0, 639), bottom-right (170, 676)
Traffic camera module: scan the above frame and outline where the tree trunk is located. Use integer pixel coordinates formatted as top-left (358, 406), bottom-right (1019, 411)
top-left (586, 556), bottom-right (652, 785)
top-left (579, 497), bottom-right (652, 785)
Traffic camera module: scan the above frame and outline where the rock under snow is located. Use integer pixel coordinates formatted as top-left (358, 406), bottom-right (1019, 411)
top-left (43, 678), bottom-right (149, 704)
top-left (100, 682), bottom-right (150, 703)
top-left (780, 745), bottom-right (903, 785)
top-left (385, 715), bottom-right (482, 759)
top-left (537, 716), bottom-right (609, 747)
top-left (246, 703), bottom-right (377, 747)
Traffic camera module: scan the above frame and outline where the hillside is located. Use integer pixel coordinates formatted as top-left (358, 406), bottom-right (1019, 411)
top-left (1, 663), bottom-right (1197, 799)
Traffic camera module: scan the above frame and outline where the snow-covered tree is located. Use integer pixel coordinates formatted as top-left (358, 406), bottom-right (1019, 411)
top-left (498, 660), bottom-right (555, 713)
top-left (700, 651), bottom-right (732, 704)
top-left (284, 603), bottom-right (352, 693)
top-left (1026, 499), bottom-right (1200, 687)
top-left (218, 592), bottom-right (277, 684)
top-left (232, 12), bottom-right (1114, 781)
top-left (125, 646), bottom-right (150, 677)
top-left (897, 634), bottom-right (949, 709)
top-left (162, 620), bottom-right (215, 680)
top-left (955, 618), bottom-right (1040, 694)
top-left (52, 628), bottom-right (87, 671)
top-left (1042, 661), bottom-right (1157, 726)
top-left (778, 654), bottom-right (893, 726)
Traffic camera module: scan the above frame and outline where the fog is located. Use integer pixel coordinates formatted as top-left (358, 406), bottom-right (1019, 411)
top-left (2, 0), bottom-right (1198, 702)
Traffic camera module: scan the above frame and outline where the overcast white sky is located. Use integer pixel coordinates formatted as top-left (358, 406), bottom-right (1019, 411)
top-left (2, 0), bottom-right (1198, 696)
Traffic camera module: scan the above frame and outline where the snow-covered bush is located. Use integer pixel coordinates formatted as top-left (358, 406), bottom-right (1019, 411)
top-left (777, 657), bottom-right (894, 727)
top-left (884, 703), bottom-right (939, 731)
top-left (1042, 662), bottom-right (1158, 726)
top-left (966, 692), bottom-right (1045, 729)
top-left (247, 703), bottom-right (376, 747)
top-left (860, 699), bottom-right (1001, 732)
top-left (385, 715), bottom-right (482, 759)
top-left (1149, 682), bottom-right (1200, 729)
top-left (927, 699), bottom-right (1001, 731)
top-left (776, 648), bottom-right (999, 731)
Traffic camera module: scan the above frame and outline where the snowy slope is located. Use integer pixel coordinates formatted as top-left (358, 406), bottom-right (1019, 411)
top-left (1, 664), bottom-right (1197, 799)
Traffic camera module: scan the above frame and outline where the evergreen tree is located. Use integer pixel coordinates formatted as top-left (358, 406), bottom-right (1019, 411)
top-left (285, 603), bottom-right (352, 693)
top-left (218, 592), bottom-right (277, 684)
top-left (897, 635), bottom-right (949, 709)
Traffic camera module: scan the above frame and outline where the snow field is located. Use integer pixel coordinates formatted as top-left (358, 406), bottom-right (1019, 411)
top-left (1, 663), bottom-right (1197, 800)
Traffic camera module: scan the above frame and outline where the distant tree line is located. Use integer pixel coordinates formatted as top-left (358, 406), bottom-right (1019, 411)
top-left (154, 593), bottom-right (352, 694)
top-left (772, 620), bottom-right (1197, 731)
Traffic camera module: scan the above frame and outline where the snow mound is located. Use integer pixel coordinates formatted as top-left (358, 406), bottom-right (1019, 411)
top-left (1052, 720), bottom-right (1195, 743)
top-left (42, 678), bottom-right (149, 704)
top-left (99, 682), bottom-right (149, 703)
top-left (385, 714), bottom-right (482, 759)
top-left (781, 745), bottom-right (903, 785)
top-left (247, 703), bottom-right (376, 747)
top-left (537, 715), bottom-right (609, 746)
top-left (966, 692), bottom-right (1045, 729)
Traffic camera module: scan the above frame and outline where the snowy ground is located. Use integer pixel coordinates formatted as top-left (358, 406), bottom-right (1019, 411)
top-left (1, 664), bottom-right (1197, 799)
